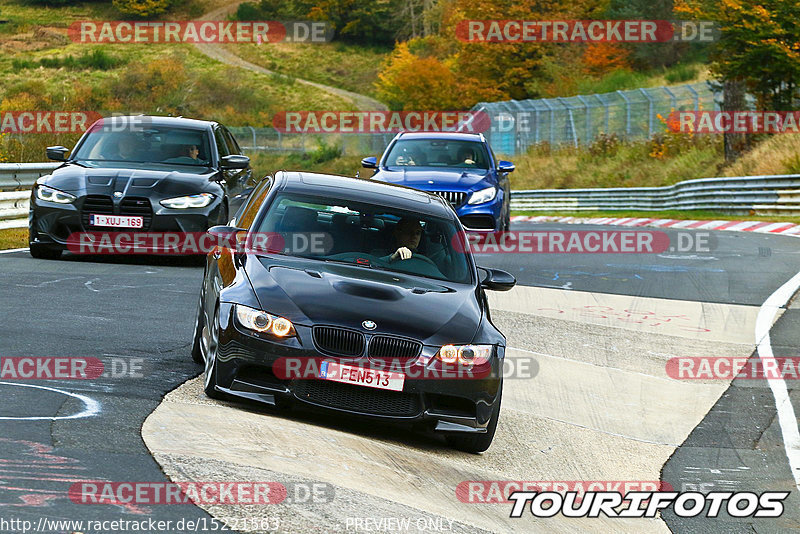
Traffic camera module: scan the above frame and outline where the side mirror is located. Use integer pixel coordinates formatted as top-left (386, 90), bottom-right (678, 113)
top-left (220, 154), bottom-right (250, 169)
top-left (46, 146), bottom-right (69, 161)
top-left (497, 161), bottom-right (515, 173)
top-left (479, 267), bottom-right (516, 291)
top-left (361, 156), bottom-right (377, 169)
top-left (207, 225), bottom-right (247, 249)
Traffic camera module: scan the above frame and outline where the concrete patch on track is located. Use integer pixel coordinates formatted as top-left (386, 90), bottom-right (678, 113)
top-left (488, 285), bottom-right (763, 344)
top-left (143, 286), bottom-right (762, 532)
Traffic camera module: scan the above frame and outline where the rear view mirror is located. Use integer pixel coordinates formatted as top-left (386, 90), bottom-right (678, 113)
top-left (207, 225), bottom-right (247, 249)
top-left (46, 146), bottom-right (69, 161)
top-left (220, 155), bottom-right (250, 169)
top-left (498, 161), bottom-right (515, 173)
top-left (479, 267), bottom-right (516, 291)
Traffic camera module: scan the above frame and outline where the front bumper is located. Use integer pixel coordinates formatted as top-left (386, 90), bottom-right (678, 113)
top-left (213, 303), bottom-right (503, 433)
top-left (455, 194), bottom-right (504, 232)
top-left (29, 195), bottom-right (224, 252)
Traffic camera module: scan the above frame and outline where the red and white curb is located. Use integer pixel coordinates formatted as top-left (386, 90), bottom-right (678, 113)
top-left (511, 215), bottom-right (800, 237)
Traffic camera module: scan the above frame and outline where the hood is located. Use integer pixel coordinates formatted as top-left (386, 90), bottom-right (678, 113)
top-left (245, 256), bottom-right (481, 345)
top-left (41, 161), bottom-right (217, 197)
top-left (373, 167), bottom-right (491, 190)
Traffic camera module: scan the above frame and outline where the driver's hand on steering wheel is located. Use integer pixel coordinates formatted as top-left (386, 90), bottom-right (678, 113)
top-left (390, 246), bottom-right (413, 261)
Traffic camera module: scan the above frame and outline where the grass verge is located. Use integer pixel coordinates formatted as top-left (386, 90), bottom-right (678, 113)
top-left (0, 227), bottom-right (27, 250)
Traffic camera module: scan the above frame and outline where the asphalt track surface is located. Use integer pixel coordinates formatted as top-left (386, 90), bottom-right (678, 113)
top-left (1, 221), bottom-right (799, 533)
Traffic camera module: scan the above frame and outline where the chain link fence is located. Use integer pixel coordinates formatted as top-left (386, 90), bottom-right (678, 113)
top-left (227, 127), bottom-right (393, 157)
top-left (473, 82), bottom-right (721, 155)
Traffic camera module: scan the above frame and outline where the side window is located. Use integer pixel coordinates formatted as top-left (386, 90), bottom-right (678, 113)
top-left (237, 177), bottom-right (273, 229)
top-left (214, 128), bottom-right (229, 159)
top-left (223, 128), bottom-right (242, 155)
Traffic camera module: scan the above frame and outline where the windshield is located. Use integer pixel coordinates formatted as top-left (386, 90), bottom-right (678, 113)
top-left (253, 193), bottom-right (472, 284)
top-left (384, 139), bottom-right (490, 169)
top-left (72, 125), bottom-right (213, 166)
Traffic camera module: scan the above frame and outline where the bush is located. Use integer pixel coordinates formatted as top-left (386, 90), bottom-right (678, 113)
top-left (308, 139), bottom-right (341, 164)
top-left (588, 133), bottom-right (622, 158)
top-left (12, 50), bottom-right (124, 71)
top-left (113, 0), bottom-right (175, 18)
top-left (664, 64), bottom-right (699, 84)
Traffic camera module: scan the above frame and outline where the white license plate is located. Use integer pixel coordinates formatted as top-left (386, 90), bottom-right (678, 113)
top-left (319, 361), bottom-right (405, 392)
top-left (90, 214), bottom-right (144, 228)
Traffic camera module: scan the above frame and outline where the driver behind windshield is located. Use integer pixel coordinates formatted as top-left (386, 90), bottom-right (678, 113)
top-left (373, 217), bottom-right (424, 262)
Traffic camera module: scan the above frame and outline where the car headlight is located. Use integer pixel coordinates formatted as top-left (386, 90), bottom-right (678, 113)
top-left (36, 184), bottom-right (76, 204)
top-left (436, 344), bottom-right (492, 366)
top-left (235, 304), bottom-right (295, 338)
top-left (467, 186), bottom-right (497, 205)
top-left (160, 193), bottom-right (215, 209)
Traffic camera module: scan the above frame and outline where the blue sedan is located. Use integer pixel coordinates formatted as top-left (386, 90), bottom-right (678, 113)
top-left (361, 132), bottom-right (514, 232)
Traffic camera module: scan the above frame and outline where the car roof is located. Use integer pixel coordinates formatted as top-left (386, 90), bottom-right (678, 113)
top-left (395, 131), bottom-right (485, 142)
top-left (97, 115), bottom-right (217, 130)
top-left (276, 171), bottom-right (454, 217)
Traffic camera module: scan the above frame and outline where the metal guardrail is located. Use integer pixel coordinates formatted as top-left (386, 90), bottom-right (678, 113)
top-left (0, 163), bottom-right (60, 191)
top-left (510, 174), bottom-right (800, 215)
top-left (0, 163), bottom-right (55, 229)
top-left (3, 164), bottom-right (799, 225)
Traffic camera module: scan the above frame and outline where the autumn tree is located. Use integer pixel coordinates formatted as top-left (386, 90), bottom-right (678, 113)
top-left (676, 0), bottom-right (800, 111)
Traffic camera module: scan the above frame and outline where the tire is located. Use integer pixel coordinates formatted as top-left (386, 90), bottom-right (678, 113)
top-left (29, 242), bottom-right (62, 260)
top-left (203, 305), bottom-right (226, 400)
top-left (190, 292), bottom-right (205, 364)
top-left (502, 206), bottom-right (511, 232)
top-left (445, 389), bottom-right (502, 454)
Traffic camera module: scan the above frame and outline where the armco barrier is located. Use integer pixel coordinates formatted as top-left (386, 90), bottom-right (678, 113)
top-left (3, 164), bottom-right (800, 227)
top-left (510, 174), bottom-right (800, 215)
top-left (0, 162), bottom-right (60, 191)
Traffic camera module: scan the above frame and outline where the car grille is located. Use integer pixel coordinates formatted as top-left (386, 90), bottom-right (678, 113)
top-left (368, 335), bottom-right (422, 360)
top-left (434, 191), bottom-right (467, 207)
top-left (312, 326), bottom-right (365, 357)
top-left (120, 197), bottom-right (153, 229)
top-left (81, 195), bottom-right (153, 230)
top-left (81, 195), bottom-right (114, 228)
top-left (292, 379), bottom-right (422, 417)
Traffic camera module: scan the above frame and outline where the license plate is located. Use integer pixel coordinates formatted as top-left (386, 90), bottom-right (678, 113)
top-left (318, 361), bottom-right (405, 392)
top-left (90, 214), bottom-right (143, 228)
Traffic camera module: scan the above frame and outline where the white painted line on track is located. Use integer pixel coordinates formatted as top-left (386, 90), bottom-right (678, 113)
top-left (0, 248), bottom-right (28, 254)
top-left (755, 270), bottom-right (800, 491)
top-left (0, 381), bottom-right (100, 420)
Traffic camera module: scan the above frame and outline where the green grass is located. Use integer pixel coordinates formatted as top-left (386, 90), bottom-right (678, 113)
top-left (227, 41), bottom-right (390, 98)
top-left (249, 151), bottom-right (363, 178)
top-left (506, 135), bottom-right (723, 191)
top-left (0, 227), bottom-right (26, 250)
top-left (575, 62), bottom-right (708, 95)
top-left (513, 210), bottom-right (800, 224)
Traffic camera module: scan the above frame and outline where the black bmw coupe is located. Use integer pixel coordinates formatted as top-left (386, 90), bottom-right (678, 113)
top-left (28, 115), bottom-right (252, 259)
top-left (192, 171), bottom-right (516, 452)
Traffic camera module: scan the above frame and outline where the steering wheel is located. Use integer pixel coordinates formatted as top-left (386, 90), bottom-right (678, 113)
top-left (410, 253), bottom-right (438, 267)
